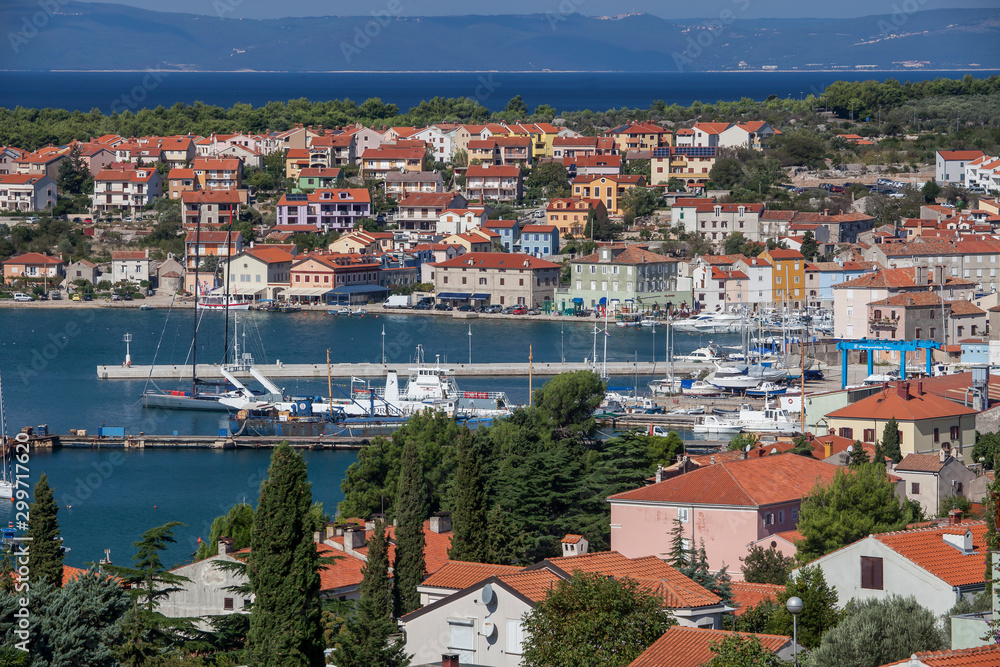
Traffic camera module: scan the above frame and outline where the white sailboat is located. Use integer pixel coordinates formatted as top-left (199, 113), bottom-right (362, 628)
top-left (0, 371), bottom-right (14, 501)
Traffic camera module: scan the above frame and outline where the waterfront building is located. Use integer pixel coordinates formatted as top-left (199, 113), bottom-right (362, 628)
top-left (0, 173), bottom-right (56, 213)
top-left (690, 254), bottom-right (750, 313)
top-left (111, 249), bottom-right (155, 286)
top-left (221, 246), bottom-right (295, 301)
top-left (66, 259), bottom-right (99, 285)
top-left (761, 247), bottom-right (806, 310)
top-left (428, 252), bottom-right (560, 308)
top-left (183, 229), bottom-right (243, 292)
top-left (2, 252), bottom-right (65, 284)
top-left (566, 244), bottom-right (680, 312)
top-left (517, 224), bottom-right (559, 257)
top-left (287, 251), bottom-right (384, 304)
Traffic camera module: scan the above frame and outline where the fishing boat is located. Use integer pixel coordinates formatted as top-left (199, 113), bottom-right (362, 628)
top-left (737, 401), bottom-right (799, 434)
top-left (0, 371), bottom-right (14, 500)
top-left (668, 406), bottom-right (705, 415)
top-left (623, 398), bottom-right (664, 415)
top-left (681, 380), bottom-right (720, 397)
top-left (693, 414), bottom-right (742, 435)
top-left (745, 381), bottom-right (787, 397)
top-left (197, 294), bottom-right (251, 311)
top-left (647, 377), bottom-right (682, 396)
top-left (677, 344), bottom-right (723, 363)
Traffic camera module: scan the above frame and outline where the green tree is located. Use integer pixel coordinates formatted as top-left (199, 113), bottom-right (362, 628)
top-left (521, 571), bottom-right (671, 667)
top-left (809, 596), bottom-right (945, 667)
top-left (766, 566), bottom-right (841, 649)
top-left (728, 432), bottom-right (759, 452)
top-left (734, 599), bottom-right (782, 634)
top-left (525, 161), bottom-right (570, 200)
top-left (740, 544), bottom-right (793, 585)
top-left (922, 180), bottom-right (942, 202)
top-left (648, 430), bottom-right (685, 467)
top-left (245, 444), bottom-right (325, 667)
top-left (56, 144), bottom-right (90, 196)
top-left (620, 186), bottom-right (660, 218)
top-left (504, 95), bottom-right (529, 118)
top-left (800, 231), bottom-right (819, 261)
top-left (337, 520), bottom-right (409, 667)
top-left (971, 431), bottom-right (1000, 470)
top-left (704, 634), bottom-right (785, 667)
top-left (393, 437), bottom-right (427, 617)
top-left (447, 430), bottom-right (489, 563)
top-left (796, 463), bottom-right (916, 562)
top-left (709, 156), bottom-right (745, 190)
top-left (195, 503), bottom-right (254, 560)
top-left (26, 473), bottom-right (64, 588)
top-left (789, 435), bottom-right (815, 458)
top-left (881, 418), bottom-right (901, 463)
top-left (938, 494), bottom-right (972, 518)
top-left (532, 370), bottom-right (605, 439)
top-left (848, 442), bottom-right (871, 467)
top-left (484, 503), bottom-right (529, 566)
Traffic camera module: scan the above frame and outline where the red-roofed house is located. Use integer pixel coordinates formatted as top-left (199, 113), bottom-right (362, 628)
top-left (111, 249), bottom-right (155, 285)
top-left (429, 252), bottom-right (560, 308)
top-left (396, 192), bottom-right (469, 234)
top-left (92, 164), bottom-right (162, 215)
top-left (2, 252), bottom-right (65, 283)
top-left (936, 150), bottom-right (985, 186)
top-left (360, 146), bottom-right (426, 179)
top-left (545, 197), bottom-right (607, 238)
top-left (0, 173), bottom-right (57, 212)
top-left (604, 121), bottom-right (672, 152)
top-left (275, 188), bottom-right (371, 233)
top-left (628, 626), bottom-right (794, 667)
top-left (824, 380), bottom-right (978, 458)
top-left (799, 521), bottom-right (988, 616)
top-left (437, 207), bottom-right (489, 236)
top-left (608, 454), bottom-right (842, 575)
top-left (221, 246), bottom-right (296, 301)
top-left (883, 645), bottom-right (1000, 666)
top-left (181, 189), bottom-right (242, 230)
top-left (568, 244), bottom-right (681, 312)
top-left (14, 147), bottom-right (66, 180)
top-left (571, 174), bottom-right (646, 217)
top-left (718, 120), bottom-right (777, 151)
top-left (893, 450), bottom-right (977, 516)
top-left (288, 251), bottom-right (383, 304)
top-left (465, 164), bottom-right (523, 203)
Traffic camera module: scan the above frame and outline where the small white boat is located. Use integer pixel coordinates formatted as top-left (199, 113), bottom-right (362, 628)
top-left (648, 377), bottom-right (682, 395)
top-left (139, 303), bottom-right (155, 310)
top-left (737, 401), bottom-right (799, 434)
top-left (682, 380), bottom-right (720, 397)
top-left (678, 345), bottom-right (723, 363)
top-left (353, 308), bottom-right (368, 316)
top-left (693, 414), bottom-right (743, 435)
top-left (640, 318), bottom-right (659, 327)
top-left (197, 295), bottom-right (252, 311)
top-left (669, 406), bottom-right (705, 415)
top-left (745, 381), bottom-right (787, 397)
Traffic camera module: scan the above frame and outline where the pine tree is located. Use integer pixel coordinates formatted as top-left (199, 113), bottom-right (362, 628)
top-left (667, 519), bottom-right (690, 570)
top-left (873, 439), bottom-right (886, 466)
top-left (245, 443), bottom-right (325, 667)
top-left (27, 473), bottom-right (64, 587)
top-left (393, 438), bottom-right (427, 617)
top-left (848, 441), bottom-right (871, 467)
top-left (447, 431), bottom-right (489, 563)
top-left (882, 417), bottom-right (901, 463)
top-left (485, 503), bottom-right (529, 566)
top-left (337, 521), bottom-right (410, 667)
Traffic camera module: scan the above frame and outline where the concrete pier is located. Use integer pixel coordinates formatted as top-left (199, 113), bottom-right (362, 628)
top-left (96, 360), bottom-right (705, 380)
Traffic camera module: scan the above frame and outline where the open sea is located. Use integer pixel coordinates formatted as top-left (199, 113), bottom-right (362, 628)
top-left (0, 70), bottom-right (992, 114)
top-left (0, 308), bottom-right (735, 567)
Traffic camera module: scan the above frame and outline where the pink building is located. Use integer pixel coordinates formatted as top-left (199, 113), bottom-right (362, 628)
top-left (608, 454), bottom-right (840, 578)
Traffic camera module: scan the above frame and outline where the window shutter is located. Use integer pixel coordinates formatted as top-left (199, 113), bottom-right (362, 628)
top-left (872, 557), bottom-right (883, 589)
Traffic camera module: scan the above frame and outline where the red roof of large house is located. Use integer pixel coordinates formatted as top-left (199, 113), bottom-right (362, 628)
top-left (937, 150), bottom-right (986, 161)
top-left (420, 560), bottom-right (523, 590)
top-left (825, 381), bottom-right (978, 422)
top-left (3, 252), bottom-right (63, 265)
top-left (872, 521), bottom-right (988, 588)
top-left (882, 644), bottom-right (1000, 666)
top-left (607, 454), bottom-right (840, 507)
top-left (730, 582), bottom-right (786, 616)
top-left (432, 252), bottom-right (561, 270)
top-left (628, 626), bottom-right (790, 667)
top-left (466, 164), bottom-right (521, 178)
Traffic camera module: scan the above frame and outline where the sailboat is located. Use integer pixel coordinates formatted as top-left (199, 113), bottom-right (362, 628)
top-left (0, 371), bottom-right (15, 501)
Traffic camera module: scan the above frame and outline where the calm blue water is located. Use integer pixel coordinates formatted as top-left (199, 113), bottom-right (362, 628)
top-left (0, 71), bottom-right (989, 114)
top-left (0, 308), bottom-right (731, 567)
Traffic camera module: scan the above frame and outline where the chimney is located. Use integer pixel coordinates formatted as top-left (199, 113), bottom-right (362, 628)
top-left (429, 511), bottom-right (452, 534)
top-left (896, 381), bottom-right (910, 400)
top-left (325, 522), bottom-right (336, 542)
top-left (914, 265), bottom-right (927, 286)
top-left (943, 528), bottom-right (974, 554)
top-left (313, 530), bottom-right (322, 543)
top-left (561, 534), bottom-right (589, 557)
top-left (915, 380), bottom-right (923, 396)
top-left (949, 509), bottom-right (964, 524)
top-left (823, 208), bottom-right (829, 216)
top-left (217, 537), bottom-right (234, 556)
top-left (934, 265), bottom-right (945, 285)
top-left (344, 526), bottom-right (367, 551)
top-left (823, 441), bottom-right (833, 459)
top-left (442, 655), bottom-right (460, 667)
top-left (655, 464), bottom-right (665, 482)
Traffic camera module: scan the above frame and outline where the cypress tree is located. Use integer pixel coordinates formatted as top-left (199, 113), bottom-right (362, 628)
top-left (27, 473), bottom-right (64, 587)
top-left (393, 438), bottom-right (427, 616)
top-left (882, 418), bottom-right (902, 463)
top-left (447, 431), bottom-right (489, 563)
top-left (337, 520), bottom-right (409, 667)
top-left (245, 443), bottom-right (325, 667)
top-left (873, 439), bottom-right (886, 467)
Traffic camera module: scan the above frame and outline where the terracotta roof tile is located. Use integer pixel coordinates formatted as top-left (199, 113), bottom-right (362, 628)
top-left (421, 561), bottom-right (523, 590)
top-left (883, 644), bottom-right (1000, 666)
top-left (495, 570), bottom-right (563, 602)
top-left (730, 582), bottom-right (785, 616)
top-left (629, 627), bottom-right (790, 667)
top-left (896, 453), bottom-right (950, 473)
top-left (873, 521), bottom-right (988, 588)
top-left (432, 252), bottom-right (561, 271)
top-left (608, 454), bottom-right (840, 507)
top-left (825, 382), bottom-right (978, 421)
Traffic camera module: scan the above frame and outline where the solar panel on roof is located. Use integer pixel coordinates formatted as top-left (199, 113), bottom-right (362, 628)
top-left (651, 148), bottom-right (671, 158)
top-left (285, 194), bottom-right (308, 201)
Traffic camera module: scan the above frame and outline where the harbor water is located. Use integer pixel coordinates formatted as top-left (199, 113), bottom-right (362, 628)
top-left (0, 307), bottom-right (739, 566)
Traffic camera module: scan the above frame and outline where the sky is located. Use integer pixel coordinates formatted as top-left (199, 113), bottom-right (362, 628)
top-left (77, 0), bottom-right (1000, 20)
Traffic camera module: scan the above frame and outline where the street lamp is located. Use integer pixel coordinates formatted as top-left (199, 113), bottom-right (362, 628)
top-left (786, 596), bottom-right (804, 667)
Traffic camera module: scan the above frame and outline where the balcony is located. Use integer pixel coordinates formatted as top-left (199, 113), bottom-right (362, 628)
top-left (868, 316), bottom-right (899, 329)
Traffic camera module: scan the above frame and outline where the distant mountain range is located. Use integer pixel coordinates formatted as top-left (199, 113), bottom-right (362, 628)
top-left (3, 2), bottom-right (999, 72)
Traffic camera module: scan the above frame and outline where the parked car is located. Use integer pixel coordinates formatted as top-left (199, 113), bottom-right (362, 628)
top-left (12, 292), bottom-right (34, 302)
top-left (457, 304), bottom-right (474, 312)
top-left (434, 303), bottom-right (452, 311)
top-left (511, 306), bottom-right (528, 315)
top-left (50, 291), bottom-right (62, 301)
top-left (829, 185), bottom-right (845, 193)
top-left (83, 294), bottom-right (93, 301)
top-left (37, 292), bottom-right (48, 301)
top-left (123, 294), bottom-right (133, 301)
top-left (413, 302), bottom-right (431, 310)
top-left (71, 293), bottom-right (82, 301)
top-left (71, 217), bottom-right (82, 223)
top-left (111, 293), bottom-right (122, 301)
top-left (526, 309), bottom-right (539, 315)
top-left (483, 305), bottom-right (501, 313)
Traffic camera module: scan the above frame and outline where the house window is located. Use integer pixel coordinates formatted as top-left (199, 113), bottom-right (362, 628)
top-left (506, 620), bottom-right (524, 655)
top-left (777, 510), bottom-right (785, 524)
top-left (791, 508), bottom-right (799, 523)
top-left (951, 426), bottom-right (960, 440)
top-left (934, 428), bottom-right (939, 443)
top-left (911, 482), bottom-right (920, 495)
top-left (861, 556), bottom-right (883, 590)
top-left (863, 429), bottom-right (875, 443)
top-left (223, 598), bottom-right (234, 610)
top-left (677, 508), bottom-right (690, 523)
top-left (763, 513), bottom-right (774, 526)
top-left (839, 427), bottom-right (853, 439)
top-left (448, 618), bottom-right (475, 654)
top-left (243, 599), bottom-right (251, 609)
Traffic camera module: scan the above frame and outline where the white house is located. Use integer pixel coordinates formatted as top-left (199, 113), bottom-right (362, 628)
top-left (0, 174), bottom-right (56, 212)
top-left (798, 520), bottom-right (987, 617)
top-left (437, 208), bottom-right (488, 237)
top-left (158, 539), bottom-right (251, 630)
top-left (935, 150), bottom-right (985, 186)
top-left (111, 249), bottom-right (155, 285)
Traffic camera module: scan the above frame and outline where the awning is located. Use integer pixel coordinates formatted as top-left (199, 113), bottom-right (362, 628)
top-left (571, 297), bottom-right (583, 304)
top-left (470, 293), bottom-right (490, 301)
top-left (210, 286), bottom-right (266, 296)
top-left (330, 284), bottom-right (390, 295)
top-left (599, 296), bottom-right (607, 305)
top-left (436, 292), bottom-right (471, 300)
top-left (285, 287), bottom-right (335, 296)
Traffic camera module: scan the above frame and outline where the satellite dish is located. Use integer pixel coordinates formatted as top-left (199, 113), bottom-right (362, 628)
top-left (481, 620), bottom-right (497, 638)
top-left (770, 448), bottom-right (778, 454)
top-left (847, 445), bottom-right (854, 452)
top-left (744, 444), bottom-right (751, 452)
top-left (480, 583), bottom-right (495, 606)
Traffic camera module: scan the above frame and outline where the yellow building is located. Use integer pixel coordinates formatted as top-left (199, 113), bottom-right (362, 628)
top-left (760, 248), bottom-right (805, 309)
top-left (824, 381), bottom-right (978, 458)
top-left (570, 174), bottom-right (646, 217)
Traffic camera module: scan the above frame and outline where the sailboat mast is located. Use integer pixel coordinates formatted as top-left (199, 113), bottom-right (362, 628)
top-left (223, 208), bottom-right (234, 365)
top-left (192, 218), bottom-right (202, 395)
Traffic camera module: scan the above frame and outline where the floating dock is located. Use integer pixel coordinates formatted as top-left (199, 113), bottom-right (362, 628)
top-left (31, 434), bottom-right (369, 450)
top-left (97, 360), bottom-right (695, 380)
